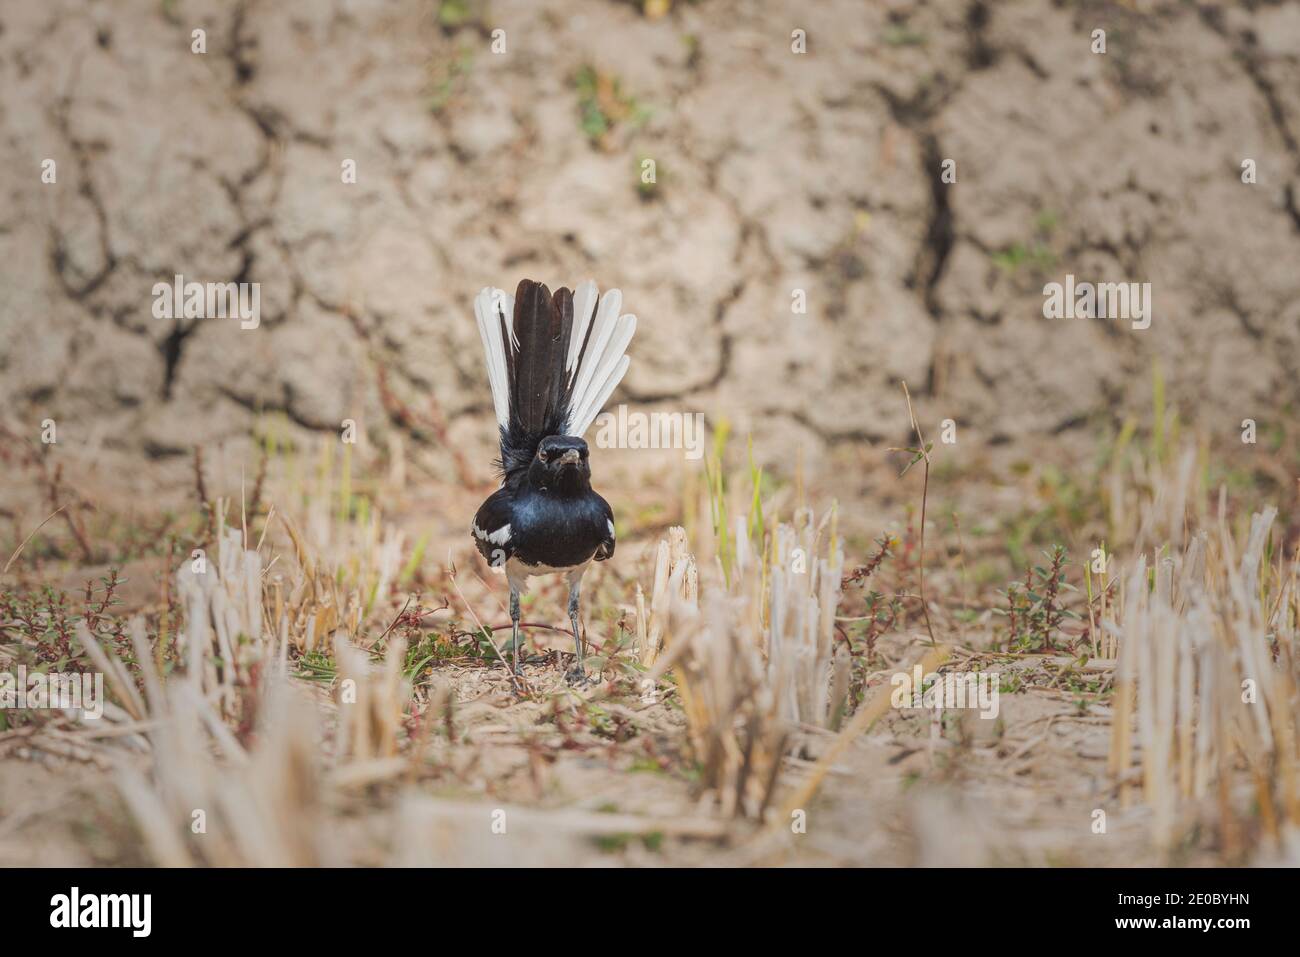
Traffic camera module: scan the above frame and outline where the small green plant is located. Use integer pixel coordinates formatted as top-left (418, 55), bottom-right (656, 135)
top-left (593, 830), bottom-right (664, 853)
top-left (998, 672), bottom-right (1025, 695)
top-left (0, 570), bottom-right (127, 669)
top-left (399, 634), bottom-right (443, 680)
top-left (991, 241), bottom-right (1057, 275)
top-left (838, 536), bottom-right (904, 705)
top-left (437, 0), bottom-right (474, 29)
top-left (295, 649), bottom-right (337, 682)
top-left (994, 545), bottom-right (1080, 651)
top-left (574, 65), bottom-right (650, 149)
top-left (703, 418), bottom-right (733, 584)
top-left (992, 211), bottom-right (1059, 276)
top-left (427, 47), bottom-right (474, 113)
top-left (583, 618), bottom-right (641, 684)
top-left (882, 25), bottom-right (926, 46)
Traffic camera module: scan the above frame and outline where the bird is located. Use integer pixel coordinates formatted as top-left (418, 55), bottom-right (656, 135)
top-left (470, 278), bottom-right (637, 682)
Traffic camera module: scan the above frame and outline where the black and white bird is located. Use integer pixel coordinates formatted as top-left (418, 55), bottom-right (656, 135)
top-left (470, 278), bottom-right (637, 681)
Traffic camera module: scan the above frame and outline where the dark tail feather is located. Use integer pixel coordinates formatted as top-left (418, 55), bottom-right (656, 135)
top-left (498, 280), bottom-right (573, 476)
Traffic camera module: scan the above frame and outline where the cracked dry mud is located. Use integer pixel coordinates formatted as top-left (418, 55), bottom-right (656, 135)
top-left (0, 0), bottom-right (1299, 869)
top-left (1, 0), bottom-right (1297, 493)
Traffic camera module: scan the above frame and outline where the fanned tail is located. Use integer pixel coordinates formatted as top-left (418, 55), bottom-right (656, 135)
top-left (475, 278), bottom-right (637, 477)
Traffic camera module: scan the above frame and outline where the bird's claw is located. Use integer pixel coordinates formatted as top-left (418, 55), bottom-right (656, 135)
top-left (565, 663), bottom-right (591, 686)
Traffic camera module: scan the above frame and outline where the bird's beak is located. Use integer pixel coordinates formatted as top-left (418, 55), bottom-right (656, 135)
top-left (558, 449), bottom-right (580, 466)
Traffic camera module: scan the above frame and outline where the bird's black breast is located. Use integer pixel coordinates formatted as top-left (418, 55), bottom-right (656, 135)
top-left (473, 484), bottom-right (613, 571)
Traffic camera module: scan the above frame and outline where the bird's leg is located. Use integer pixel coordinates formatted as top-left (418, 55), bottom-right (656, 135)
top-left (566, 578), bottom-right (587, 684)
top-left (509, 586), bottom-right (522, 675)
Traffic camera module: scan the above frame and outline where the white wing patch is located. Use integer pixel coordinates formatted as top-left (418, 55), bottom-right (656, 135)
top-left (607, 519), bottom-right (615, 539)
top-left (472, 521), bottom-right (512, 545)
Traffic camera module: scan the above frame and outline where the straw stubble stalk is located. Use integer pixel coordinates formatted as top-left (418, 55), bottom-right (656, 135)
top-left (334, 633), bottom-right (412, 763)
top-left (638, 506), bottom-right (855, 818)
top-left (76, 459), bottom-right (421, 865)
top-left (777, 643), bottom-right (951, 825)
top-left (640, 526), bottom-right (696, 668)
top-left (1108, 473), bottom-right (1299, 852)
top-left (76, 609), bottom-right (336, 866)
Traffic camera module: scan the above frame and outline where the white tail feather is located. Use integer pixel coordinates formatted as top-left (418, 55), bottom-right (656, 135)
top-left (475, 280), bottom-right (635, 438)
top-left (566, 280), bottom-right (599, 374)
top-left (569, 315), bottom-right (635, 434)
top-left (474, 287), bottom-right (514, 428)
top-left (565, 286), bottom-right (634, 438)
top-left (570, 353), bottom-right (630, 437)
top-left (567, 289), bottom-right (621, 413)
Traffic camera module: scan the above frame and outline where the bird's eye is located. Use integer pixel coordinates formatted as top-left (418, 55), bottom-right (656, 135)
top-left (538, 450), bottom-right (548, 462)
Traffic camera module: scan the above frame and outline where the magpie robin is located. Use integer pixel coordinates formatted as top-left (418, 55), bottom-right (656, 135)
top-left (470, 279), bottom-right (637, 682)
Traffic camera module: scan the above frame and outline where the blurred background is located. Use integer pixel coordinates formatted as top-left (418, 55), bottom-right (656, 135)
top-left (1, 0), bottom-right (1297, 532)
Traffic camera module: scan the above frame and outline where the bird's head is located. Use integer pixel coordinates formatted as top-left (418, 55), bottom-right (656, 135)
top-left (528, 435), bottom-right (591, 493)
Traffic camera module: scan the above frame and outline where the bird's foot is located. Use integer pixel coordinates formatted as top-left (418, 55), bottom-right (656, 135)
top-left (565, 662), bottom-right (591, 686)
